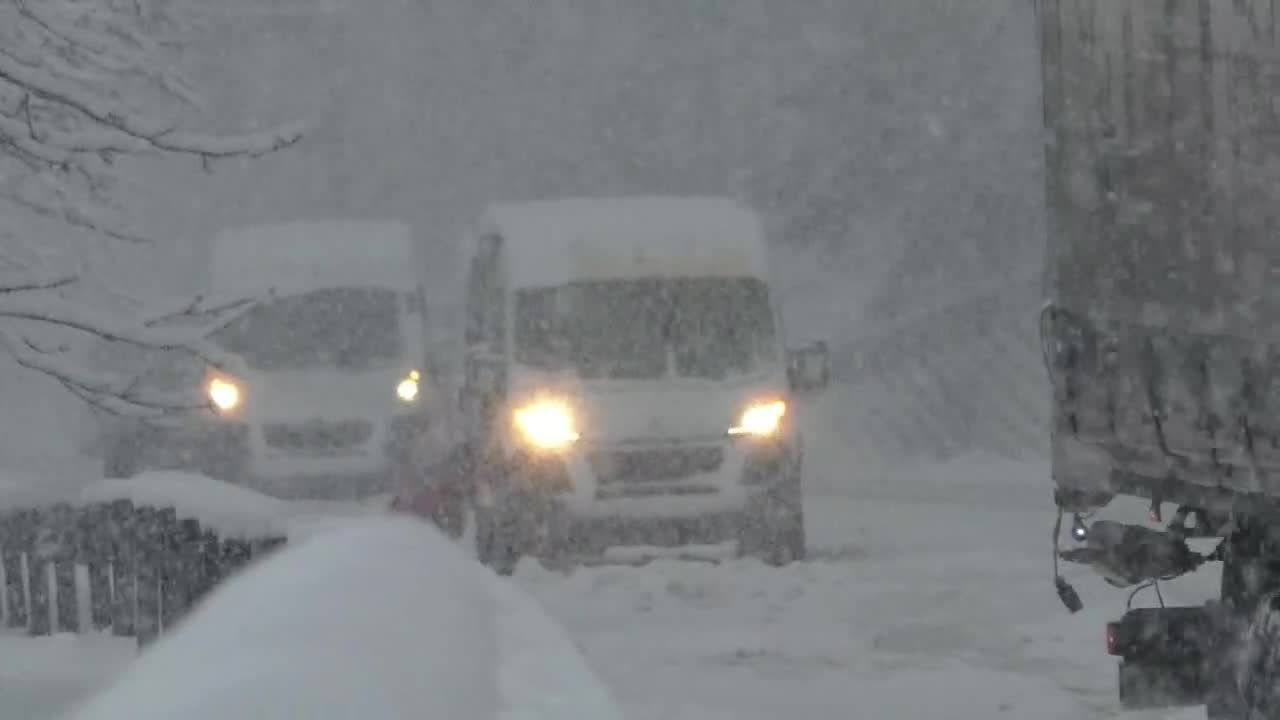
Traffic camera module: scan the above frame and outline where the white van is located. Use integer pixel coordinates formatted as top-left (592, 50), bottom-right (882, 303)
top-left (100, 220), bottom-right (440, 500)
top-left (455, 197), bottom-right (819, 571)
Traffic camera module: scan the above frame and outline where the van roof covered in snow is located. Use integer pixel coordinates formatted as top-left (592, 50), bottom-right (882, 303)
top-left (210, 220), bottom-right (418, 297)
top-left (480, 196), bottom-right (771, 288)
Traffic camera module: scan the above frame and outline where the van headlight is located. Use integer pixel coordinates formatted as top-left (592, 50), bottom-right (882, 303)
top-left (396, 370), bottom-right (421, 403)
top-left (728, 399), bottom-right (787, 437)
top-left (207, 375), bottom-right (242, 413)
top-left (513, 398), bottom-right (580, 450)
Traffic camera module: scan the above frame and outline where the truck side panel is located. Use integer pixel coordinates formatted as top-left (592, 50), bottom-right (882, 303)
top-left (1040, 0), bottom-right (1280, 512)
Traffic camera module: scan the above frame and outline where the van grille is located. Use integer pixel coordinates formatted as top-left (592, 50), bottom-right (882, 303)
top-left (589, 446), bottom-right (723, 485)
top-left (263, 419), bottom-right (373, 452)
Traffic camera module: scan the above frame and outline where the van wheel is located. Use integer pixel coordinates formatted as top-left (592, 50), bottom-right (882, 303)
top-left (433, 486), bottom-right (469, 541)
top-left (737, 487), bottom-right (806, 567)
top-left (535, 502), bottom-right (577, 573)
top-left (475, 509), bottom-right (522, 577)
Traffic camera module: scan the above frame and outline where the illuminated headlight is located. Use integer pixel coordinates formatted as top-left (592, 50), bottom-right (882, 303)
top-left (207, 376), bottom-right (242, 413)
top-left (396, 370), bottom-right (421, 403)
top-left (513, 399), bottom-right (580, 451)
top-left (728, 399), bottom-right (787, 437)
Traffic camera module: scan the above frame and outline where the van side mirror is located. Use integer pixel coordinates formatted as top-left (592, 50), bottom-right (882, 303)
top-left (787, 341), bottom-right (831, 394)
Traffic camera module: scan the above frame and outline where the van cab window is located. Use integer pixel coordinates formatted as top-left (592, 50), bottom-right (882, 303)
top-left (211, 287), bottom-right (405, 372)
top-left (514, 277), bottom-right (777, 380)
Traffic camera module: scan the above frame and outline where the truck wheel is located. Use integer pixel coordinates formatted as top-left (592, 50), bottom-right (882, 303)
top-left (1212, 523), bottom-right (1280, 719)
top-left (1234, 594), bottom-right (1280, 720)
top-left (1204, 602), bottom-right (1249, 720)
top-left (475, 508), bottom-right (522, 577)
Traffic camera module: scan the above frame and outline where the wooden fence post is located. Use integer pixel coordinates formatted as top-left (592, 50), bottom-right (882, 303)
top-left (80, 503), bottom-right (114, 632)
top-left (155, 508), bottom-right (183, 633)
top-left (165, 518), bottom-right (206, 629)
top-left (0, 511), bottom-right (26, 629)
top-left (109, 500), bottom-right (136, 637)
top-left (197, 527), bottom-right (223, 600)
top-left (50, 503), bottom-right (78, 634)
top-left (133, 506), bottom-right (160, 648)
top-left (27, 509), bottom-right (51, 636)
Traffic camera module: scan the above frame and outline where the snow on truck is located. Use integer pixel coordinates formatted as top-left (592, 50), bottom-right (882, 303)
top-left (94, 220), bottom-right (442, 500)
top-left (451, 197), bottom-right (830, 574)
top-left (1039, 1), bottom-right (1280, 716)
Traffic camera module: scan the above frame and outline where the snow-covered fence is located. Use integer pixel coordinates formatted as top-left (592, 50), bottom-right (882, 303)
top-left (68, 517), bottom-right (625, 720)
top-left (0, 480), bottom-right (289, 646)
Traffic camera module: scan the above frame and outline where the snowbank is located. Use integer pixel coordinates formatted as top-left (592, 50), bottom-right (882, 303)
top-left (489, 572), bottom-right (623, 720)
top-left (77, 471), bottom-right (292, 540)
top-left (65, 517), bottom-right (622, 720)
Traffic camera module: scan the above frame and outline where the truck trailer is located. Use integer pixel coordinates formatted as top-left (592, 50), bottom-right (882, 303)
top-left (1038, 1), bottom-right (1280, 716)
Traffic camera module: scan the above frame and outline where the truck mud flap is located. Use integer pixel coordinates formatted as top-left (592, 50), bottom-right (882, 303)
top-left (1118, 660), bottom-right (1206, 711)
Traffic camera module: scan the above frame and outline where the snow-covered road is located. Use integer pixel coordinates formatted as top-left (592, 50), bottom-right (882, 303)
top-left (517, 455), bottom-right (1144, 720)
top-left (0, 394), bottom-right (1218, 719)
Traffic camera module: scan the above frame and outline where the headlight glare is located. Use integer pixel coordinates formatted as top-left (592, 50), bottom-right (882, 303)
top-left (729, 399), bottom-right (787, 437)
top-left (396, 369), bottom-right (421, 403)
top-left (207, 376), bottom-right (241, 413)
top-left (513, 399), bottom-right (580, 450)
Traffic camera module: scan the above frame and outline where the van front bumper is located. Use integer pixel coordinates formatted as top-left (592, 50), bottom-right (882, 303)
top-left (504, 436), bottom-right (799, 527)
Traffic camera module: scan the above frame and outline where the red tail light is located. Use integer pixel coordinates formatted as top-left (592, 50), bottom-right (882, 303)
top-left (1106, 622), bottom-right (1121, 656)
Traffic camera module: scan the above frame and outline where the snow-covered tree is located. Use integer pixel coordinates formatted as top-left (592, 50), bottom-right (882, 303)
top-left (0, 0), bottom-right (301, 415)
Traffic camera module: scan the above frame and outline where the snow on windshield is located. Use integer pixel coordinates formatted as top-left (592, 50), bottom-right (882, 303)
top-left (210, 288), bottom-right (407, 372)
top-left (514, 277), bottom-right (778, 380)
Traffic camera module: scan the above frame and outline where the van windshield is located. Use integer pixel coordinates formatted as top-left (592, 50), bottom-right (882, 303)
top-left (515, 278), bottom-right (777, 380)
top-left (211, 287), bottom-right (406, 372)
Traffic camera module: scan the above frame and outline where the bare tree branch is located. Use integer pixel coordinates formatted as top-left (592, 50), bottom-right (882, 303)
top-left (0, 0), bottom-right (302, 414)
top-left (0, 274), bottom-right (74, 293)
top-left (0, 327), bottom-right (210, 417)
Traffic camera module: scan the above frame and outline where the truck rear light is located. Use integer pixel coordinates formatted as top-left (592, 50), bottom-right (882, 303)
top-left (1105, 607), bottom-right (1212, 661)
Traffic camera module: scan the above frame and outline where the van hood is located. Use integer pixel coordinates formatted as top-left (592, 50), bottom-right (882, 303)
top-left (511, 372), bottom-right (786, 445)
top-left (229, 367), bottom-right (418, 423)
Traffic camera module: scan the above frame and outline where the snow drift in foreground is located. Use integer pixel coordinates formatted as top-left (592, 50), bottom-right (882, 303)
top-left (65, 517), bottom-right (622, 720)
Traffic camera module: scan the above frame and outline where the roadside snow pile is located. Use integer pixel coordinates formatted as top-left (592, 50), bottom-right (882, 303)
top-left (78, 471), bottom-right (292, 540)
top-left (65, 517), bottom-right (622, 720)
top-left (489, 572), bottom-right (623, 720)
top-left (66, 517), bottom-right (496, 719)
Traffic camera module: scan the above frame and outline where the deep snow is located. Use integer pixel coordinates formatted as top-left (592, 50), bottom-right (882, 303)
top-left (0, 391), bottom-right (1216, 719)
top-left (61, 517), bottom-right (622, 720)
top-left (63, 518), bottom-right (502, 720)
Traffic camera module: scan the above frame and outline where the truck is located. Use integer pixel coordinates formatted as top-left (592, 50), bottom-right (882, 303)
top-left (1038, 1), bottom-right (1280, 716)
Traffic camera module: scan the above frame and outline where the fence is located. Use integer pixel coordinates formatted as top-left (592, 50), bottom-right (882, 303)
top-left (0, 499), bottom-right (286, 647)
